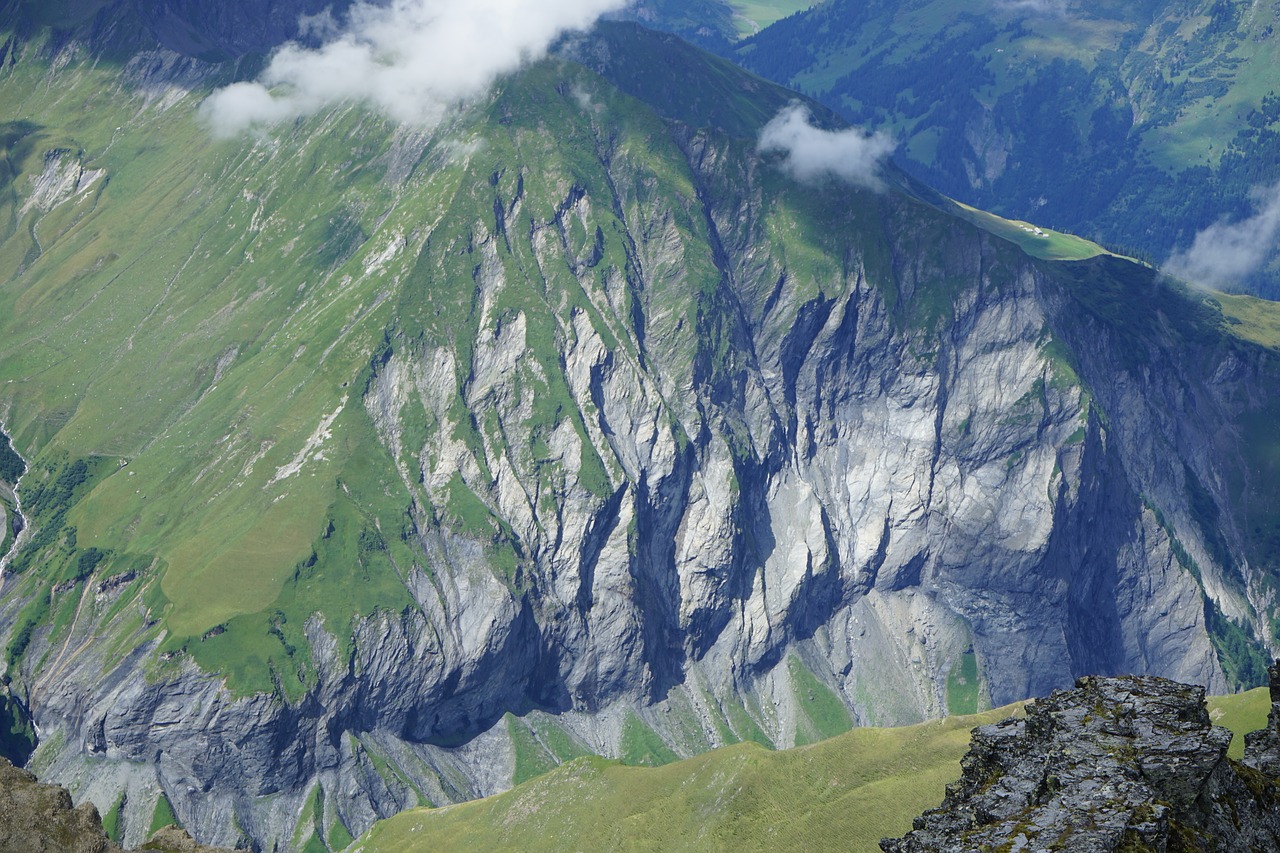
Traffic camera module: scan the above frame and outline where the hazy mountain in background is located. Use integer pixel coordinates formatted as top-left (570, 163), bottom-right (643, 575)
top-left (737, 0), bottom-right (1280, 298)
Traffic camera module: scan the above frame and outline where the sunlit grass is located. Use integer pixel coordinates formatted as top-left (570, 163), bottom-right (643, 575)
top-left (951, 201), bottom-right (1108, 262)
top-left (353, 688), bottom-right (1271, 853)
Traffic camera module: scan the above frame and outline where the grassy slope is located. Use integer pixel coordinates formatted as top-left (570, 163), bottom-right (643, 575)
top-left (732, 1), bottom-right (815, 36)
top-left (353, 688), bottom-right (1270, 853)
top-left (0, 34), bottom-right (455, 693)
top-left (631, 1), bottom-right (816, 44)
top-left (950, 201), bottom-right (1108, 262)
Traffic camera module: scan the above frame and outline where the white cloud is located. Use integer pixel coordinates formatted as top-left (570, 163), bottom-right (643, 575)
top-left (201, 0), bottom-right (626, 137)
top-left (1163, 183), bottom-right (1280, 290)
top-left (994, 0), bottom-right (1074, 17)
top-left (297, 8), bottom-right (340, 41)
top-left (757, 104), bottom-right (895, 190)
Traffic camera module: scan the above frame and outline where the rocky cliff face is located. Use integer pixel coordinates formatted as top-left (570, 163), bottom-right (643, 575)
top-left (883, 673), bottom-right (1280, 852)
top-left (0, 14), bottom-right (1278, 852)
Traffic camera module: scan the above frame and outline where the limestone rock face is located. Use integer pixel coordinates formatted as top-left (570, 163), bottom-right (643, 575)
top-left (883, 675), bottom-right (1280, 853)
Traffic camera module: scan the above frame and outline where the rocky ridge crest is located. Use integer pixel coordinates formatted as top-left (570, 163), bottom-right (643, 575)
top-left (883, 669), bottom-right (1280, 852)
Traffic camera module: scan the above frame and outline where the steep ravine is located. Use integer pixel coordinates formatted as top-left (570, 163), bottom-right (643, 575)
top-left (0, 425), bottom-right (27, 574)
top-left (0, 20), bottom-right (1277, 852)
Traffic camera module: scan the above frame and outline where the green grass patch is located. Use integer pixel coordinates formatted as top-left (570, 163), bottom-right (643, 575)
top-left (507, 714), bottom-right (558, 785)
top-left (532, 717), bottom-right (591, 764)
top-left (950, 202), bottom-right (1108, 262)
top-left (620, 711), bottom-right (680, 767)
top-left (292, 784), bottom-right (324, 851)
top-left (722, 694), bottom-right (773, 748)
top-left (787, 656), bottom-right (854, 745)
top-left (148, 793), bottom-right (178, 836)
top-left (1210, 686), bottom-right (1270, 759)
top-left (301, 835), bottom-right (328, 853)
top-left (329, 820), bottom-right (356, 852)
top-left (945, 650), bottom-right (981, 716)
top-left (103, 793), bottom-right (125, 844)
top-left (6, 584), bottom-right (50, 667)
top-left (1217, 291), bottom-right (1280, 350)
top-left (733, 1), bottom-right (816, 36)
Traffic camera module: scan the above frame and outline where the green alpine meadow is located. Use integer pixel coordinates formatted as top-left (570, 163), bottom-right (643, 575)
top-left (0, 1), bottom-right (1279, 849)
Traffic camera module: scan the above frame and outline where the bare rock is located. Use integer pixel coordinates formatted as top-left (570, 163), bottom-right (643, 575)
top-left (1242, 660), bottom-right (1280, 778)
top-left (0, 756), bottom-right (118, 853)
top-left (882, 675), bottom-right (1280, 852)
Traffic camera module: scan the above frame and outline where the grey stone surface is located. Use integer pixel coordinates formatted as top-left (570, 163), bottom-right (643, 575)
top-left (882, 675), bottom-right (1280, 853)
top-left (1242, 660), bottom-right (1280, 778)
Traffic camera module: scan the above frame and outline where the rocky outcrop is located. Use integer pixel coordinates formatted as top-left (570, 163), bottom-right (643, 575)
top-left (1242, 660), bottom-right (1280, 778)
top-left (882, 675), bottom-right (1280, 852)
top-left (0, 755), bottom-right (115, 853)
top-left (0, 756), bottom-right (230, 853)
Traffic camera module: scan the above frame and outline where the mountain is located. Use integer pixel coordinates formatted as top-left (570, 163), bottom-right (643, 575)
top-left (2, 5), bottom-right (1280, 851)
top-left (0, 0), bottom-right (354, 58)
top-left (737, 0), bottom-right (1280, 297)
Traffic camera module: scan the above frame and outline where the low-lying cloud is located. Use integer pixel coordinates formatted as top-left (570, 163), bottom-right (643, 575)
top-left (201, 0), bottom-right (626, 136)
top-left (757, 104), bottom-right (895, 190)
top-left (994, 0), bottom-right (1075, 17)
top-left (1163, 183), bottom-right (1280, 290)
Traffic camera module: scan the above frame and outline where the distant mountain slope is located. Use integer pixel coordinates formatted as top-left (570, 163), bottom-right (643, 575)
top-left (738, 0), bottom-right (1280, 297)
top-left (2, 9), bottom-right (1280, 852)
top-left (0, 0), bottom-right (353, 58)
top-left (353, 688), bottom-right (1270, 853)
top-left (621, 1), bottom-right (814, 48)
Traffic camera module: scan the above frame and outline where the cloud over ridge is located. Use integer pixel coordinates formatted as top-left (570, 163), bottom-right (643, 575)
top-left (1163, 182), bottom-right (1280, 290)
top-left (201, 0), bottom-right (626, 136)
top-left (757, 104), bottom-right (895, 190)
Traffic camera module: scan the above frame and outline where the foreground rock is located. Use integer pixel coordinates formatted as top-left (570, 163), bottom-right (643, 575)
top-left (0, 757), bottom-right (229, 853)
top-left (0, 755), bottom-right (115, 853)
top-left (882, 674), bottom-right (1280, 852)
top-left (1242, 662), bottom-right (1280, 779)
